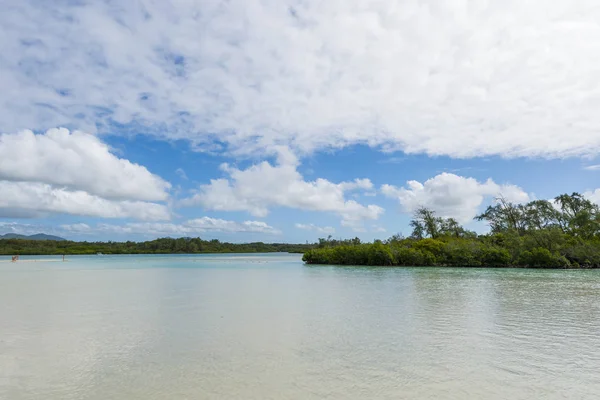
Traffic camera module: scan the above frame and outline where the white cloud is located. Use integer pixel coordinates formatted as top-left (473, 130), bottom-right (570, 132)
top-left (3, 2), bottom-right (600, 158)
top-left (182, 155), bottom-right (383, 227)
top-left (584, 189), bottom-right (600, 204)
top-left (0, 181), bottom-right (170, 221)
top-left (0, 221), bottom-right (64, 236)
top-left (0, 128), bottom-right (170, 201)
top-left (61, 223), bottom-right (90, 233)
top-left (295, 223), bottom-right (335, 234)
top-left (175, 168), bottom-right (188, 180)
top-left (378, 157), bottom-right (407, 165)
top-left (62, 217), bottom-right (280, 236)
top-left (382, 173), bottom-right (530, 223)
top-left (0, 128), bottom-right (172, 220)
top-left (584, 165), bottom-right (600, 171)
top-left (372, 225), bottom-right (387, 233)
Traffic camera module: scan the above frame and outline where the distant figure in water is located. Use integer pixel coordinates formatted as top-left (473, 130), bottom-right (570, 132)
top-left (62, 255), bottom-right (65, 262)
top-left (11, 255), bottom-right (19, 262)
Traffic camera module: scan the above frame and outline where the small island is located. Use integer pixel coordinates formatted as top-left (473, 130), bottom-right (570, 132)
top-left (303, 193), bottom-right (600, 268)
top-left (3, 193), bottom-right (600, 269)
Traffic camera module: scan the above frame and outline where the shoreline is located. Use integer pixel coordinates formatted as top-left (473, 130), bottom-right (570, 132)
top-left (304, 262), bottom-right (599, 270)
top-left (0, 251), bottom-right (299, 257)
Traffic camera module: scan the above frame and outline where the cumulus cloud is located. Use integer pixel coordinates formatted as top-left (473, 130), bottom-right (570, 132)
top-left (295, 223), bottom-right (335, 234)
top-left (584, 189), bottom-right (600, 204)
top-left (61, 217), bottom-right (280, 236)
top-left (0, 128), bottom-right (170, 201)
top-left (2, 1), bottom-right (600, 158)
top-left (182, 156), bottom-right (383, 227)
top-left (382, 173), bottom-right (530, 223)
top-left (0, 182), bottom-right (170, 221)
top-left (0, 128), bottom-right (172, 220)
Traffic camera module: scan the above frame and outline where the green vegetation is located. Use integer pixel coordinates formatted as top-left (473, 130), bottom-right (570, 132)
top-left (303, 193), bottom-right (600, 268)
top-left (0, 237), bottom-right (313, 255)
top-left (5, 192), bottom-right (600, 268)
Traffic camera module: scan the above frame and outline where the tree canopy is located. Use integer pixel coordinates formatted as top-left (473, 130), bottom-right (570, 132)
top-left (304, 193), bottom-right (600, 268)
top-left (0, 237), bottom-right (313, 256)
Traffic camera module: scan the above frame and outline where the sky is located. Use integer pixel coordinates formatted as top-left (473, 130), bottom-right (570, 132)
top-left (1, 0), bottom-right (600, 242)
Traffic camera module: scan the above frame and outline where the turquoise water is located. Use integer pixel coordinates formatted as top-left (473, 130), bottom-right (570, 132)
top-left (1, 253), bottom-right (599, 399)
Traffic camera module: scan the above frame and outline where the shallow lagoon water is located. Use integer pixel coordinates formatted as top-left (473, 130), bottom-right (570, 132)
top-left (1, 253), bottom-right (599, 399)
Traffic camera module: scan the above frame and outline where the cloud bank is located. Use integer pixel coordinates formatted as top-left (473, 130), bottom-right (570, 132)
top-left (0, 128), bottom-right (170, 201)
top-left (62, 217), bottom-right (280, 236)
top-left (295, 223), bottom-right (335, 234)
top-left (382, 173), bottom-right (530, 223)
top-left (2, 1), bottom-right (600, 158)
top-left (182, 155), bottom-right (383, 229)
top-left (0, 182), bottom-right (170, 220)
top-left (0, 128), bottom-right (170, 220)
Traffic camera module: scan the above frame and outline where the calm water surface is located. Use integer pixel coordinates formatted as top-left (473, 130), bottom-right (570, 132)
top-left (1, 253), bottom-right (599, 399)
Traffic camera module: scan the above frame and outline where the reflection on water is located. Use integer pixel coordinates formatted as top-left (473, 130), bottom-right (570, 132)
top-left (1, 254), bottom-right (599, 399)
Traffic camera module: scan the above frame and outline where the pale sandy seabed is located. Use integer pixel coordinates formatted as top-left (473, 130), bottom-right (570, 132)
top-left (1, 253), bottom-right (599, 399)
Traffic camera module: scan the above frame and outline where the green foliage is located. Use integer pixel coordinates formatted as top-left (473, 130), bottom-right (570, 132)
top-left (316, 236), bottom-right (362, 248)
top-left (410, 208), bottom-right (476, 239)
top-left (558, 237), bottom-right (600, 267)
top-left (477, 193), bottom-right (600, 239)
top-left (519, 248), bottom-right (571, 268)
top-left (412, 238), bottom-right (445, 260)
top-left (480, 246), bottom-right (511, 267)
top-left (367, 243), bottom-right (395, 266)
top-left (443, 240), bottom-right (482, 267)
top-left (391, 247), bottom-right (435, 266)
top-left (305, 193), bottom-right (600, 269)
top-left (0, 237), bottom-right (314, 256)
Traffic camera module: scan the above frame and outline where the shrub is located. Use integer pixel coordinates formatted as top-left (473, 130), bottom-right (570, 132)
top-left (412, 239), bottom-right (445, 260)
top-left (392, 247), bottom-right (435, 266)
top-left (367, 243), bottom-right (395, 266)
top-left (481, 246), bottom-right (511, 267)
top-left (562, 239), bottom-right (600, 267)
top-left (443, 241), bottom-right (482, 267)
top-left (519, 247), bottom-right (570, 268)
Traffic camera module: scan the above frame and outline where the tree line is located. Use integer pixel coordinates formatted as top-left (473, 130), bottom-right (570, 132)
top-left (0, 237), bottom-right (314, 256)
top-left (303, 192), bottom-right (600, 268)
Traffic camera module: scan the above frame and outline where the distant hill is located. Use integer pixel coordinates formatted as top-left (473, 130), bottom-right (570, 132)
top-left (0, 233), bottom-right (66, 241)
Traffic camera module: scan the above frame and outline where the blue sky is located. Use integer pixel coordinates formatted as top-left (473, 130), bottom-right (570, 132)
top-left (1, 1), bottom-right (600, 242)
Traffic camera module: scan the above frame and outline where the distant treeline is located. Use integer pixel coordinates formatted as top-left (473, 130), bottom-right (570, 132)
top-left (0, 237), bottom-right (314, 255)
top-left (303, 193), bottom-right (600, 268)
